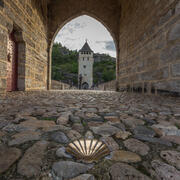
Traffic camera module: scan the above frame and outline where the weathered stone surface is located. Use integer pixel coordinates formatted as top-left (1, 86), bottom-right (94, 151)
top-left (3, 123), bottom-right (36, 133)
top-left (88, 121), bottom-right (103, 127)
top-left (42, 125), bottom-right (71, 132)
top-left (1, 89), bottom-right (180, 178)
top-left (72, 123), bottom-right (84, 133)
top-left (115, 130), bottom-right (131, 139)
top-left (100, 136), bottom-right (119, 151)
top-left (70, 174), bottom-right (95, 180)
top-left (104, 116), bottom-right (120, 123)
top-left (70, 116), bottom-right (81, 123)
top-left (8, 131), bottom-right (41, 146)
top-left (85, 117), bottom-right (104, 123)
top-left (152, 124), bottom-right (180, 136)
top-left (160, 150), bottom-right (180, 170)
top-left (169, 22), bottom-right (180, 41)
top-left (17, 141), bottom-right (49, 178)
top-left (0, 120), bottom-right (9, 129)
top-left (121, 117), bottom-right (145, 128)
top-left (85, 131), bottom-right (94, 139)
top-left (111, 122), bottom-right (126, 131)
top-left (67, 130), bottom-right (81, 141)
top-left (172, 63), bottom-right (180, 77)
top-left (52, 161), bottom-right (92, 179)
top-left (0, 131), bottom-right (5, 138)
top-left (151, 160), bottom-right (180, 180)
top-left (90, 124), bottom-right (120, 136)
top-left (124, 138), bottom-right (150, 156)
top-left (175, 1), bottom-right (180, 14)
top-left (134, 135), bottom-right (172, 146)
top-left (20, 119), bottom-right (56, 129)
top-left (109, 163), bottom-right (151, 180)
top-left (155, 80), bottom-right (180, 93)
top-left (57, 112), bottom-right (71, 125)
top-left (0, 145), bottom-right (21, 174)
top-left (111, 150), bottom-right (141, 163)
top-left (56, 147), bottom-right (72, 158)
top-left (82, 108), bottom-right (97, 113)
top-left (133, 126), bottom-right (155, 137)
top-left (143, 118), bottom-right (156, 125)
top-left (50, 131), bottom-right (69, 144)
top-left (159, 9), bottom-right (172, 25)
top-left (162, 135), bottom-right (180, 145)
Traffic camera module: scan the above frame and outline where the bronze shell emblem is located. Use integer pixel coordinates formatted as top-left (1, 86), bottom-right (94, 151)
top-left (66, 139), bottom-right (110, 163)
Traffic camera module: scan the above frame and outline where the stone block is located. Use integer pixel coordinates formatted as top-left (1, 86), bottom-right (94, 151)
top-left (175, 1), bottom-right (180, 15)
top-left (171, 63), bottom-right (180, 77)
top-left (154, 80), bottom-right (180, 93)
top-left (0, 78), bottom-right (6, 89)
top-left (17, 78), bottom-right (25, 91)
top-left (160, 43), bottom-right (180, 64)
top-left (0, 13), bottom-right (7, 27)
top-left (0, 29), bottom-right (7, 45)
top-left (139, 67), bottom-right (169, 81)
top-left (0, 61), bottom-right (6, 76)
top-left (169, 22), bottom-right (180, 41)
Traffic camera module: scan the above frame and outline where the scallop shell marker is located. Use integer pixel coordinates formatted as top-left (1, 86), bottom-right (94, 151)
top-left (66, 139), bottom-right (110, 163)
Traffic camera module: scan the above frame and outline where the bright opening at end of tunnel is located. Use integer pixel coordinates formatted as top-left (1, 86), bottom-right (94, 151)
top-left (51, 15), bottom-right (117, 91)
top-left (54, 15), bottom-right (116, 58)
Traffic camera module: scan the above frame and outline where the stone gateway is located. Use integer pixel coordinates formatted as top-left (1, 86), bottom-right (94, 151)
top-left (0, 0), bottom-right (179, 95)
top-left (78, 41), bottom-right (94, 89)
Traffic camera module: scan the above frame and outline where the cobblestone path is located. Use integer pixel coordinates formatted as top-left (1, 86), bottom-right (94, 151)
top-left (0, 90), bottom-right (180, 180)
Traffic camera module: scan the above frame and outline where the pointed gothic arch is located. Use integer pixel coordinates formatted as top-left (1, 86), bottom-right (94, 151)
top-left (47, 13), bottom-right (119, 90)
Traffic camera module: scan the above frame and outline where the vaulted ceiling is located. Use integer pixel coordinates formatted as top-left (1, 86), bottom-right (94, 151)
top-left (47, 0), bottom-right (121, 47)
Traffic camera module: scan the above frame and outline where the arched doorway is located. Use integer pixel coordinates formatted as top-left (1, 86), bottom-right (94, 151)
top-left (6, 31), bottom-right (18, 92)
top-left (82, 82), bottom-right (89, 90)
top-left (48, 14), bottom-right (118, 90)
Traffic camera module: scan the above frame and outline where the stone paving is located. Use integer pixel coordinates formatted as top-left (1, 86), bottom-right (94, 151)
top-left (0, 90), bottom-right (180, 180)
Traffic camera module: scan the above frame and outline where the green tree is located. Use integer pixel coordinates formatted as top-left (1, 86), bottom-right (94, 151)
top-left (51, 43), bottom-right (116, 86)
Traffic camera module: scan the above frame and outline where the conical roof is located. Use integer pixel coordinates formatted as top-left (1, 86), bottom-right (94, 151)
top-left (79, 42), bottom-right (93, 53)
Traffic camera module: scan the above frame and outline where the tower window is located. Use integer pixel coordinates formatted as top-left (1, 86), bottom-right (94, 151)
top-left (87, 57), bottom-right (89, 60)
top-left (83, 65), bottom-right (86, 68)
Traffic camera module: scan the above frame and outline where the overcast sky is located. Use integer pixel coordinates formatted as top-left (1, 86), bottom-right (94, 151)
top-left (54, 15), bottom-right (116, 57)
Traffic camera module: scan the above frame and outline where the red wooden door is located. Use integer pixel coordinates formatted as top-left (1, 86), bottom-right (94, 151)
top-left (6, 32), bottom-right (18, 91)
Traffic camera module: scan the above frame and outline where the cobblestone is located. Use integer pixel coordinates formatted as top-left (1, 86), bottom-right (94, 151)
top-left (0, 90), bottom-right (179, 179)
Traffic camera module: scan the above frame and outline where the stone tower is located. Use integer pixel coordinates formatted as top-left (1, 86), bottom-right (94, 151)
top-left (78, 41), bottom-right (94, 89)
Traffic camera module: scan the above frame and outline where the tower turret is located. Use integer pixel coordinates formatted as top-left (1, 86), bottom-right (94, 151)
top-left (78, 41), bottom-right (94, 89)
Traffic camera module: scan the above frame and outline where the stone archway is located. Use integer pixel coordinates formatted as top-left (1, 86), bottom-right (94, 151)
top-left (82, 82), bottom-right (89, 90)
top-left (47, 0), bottom-right (121, 90)
top-left (47, 13), bottom-right (119, 90)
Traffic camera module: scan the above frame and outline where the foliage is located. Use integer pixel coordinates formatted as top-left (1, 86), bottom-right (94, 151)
top-left (51, 42), bottom-right (116, 86)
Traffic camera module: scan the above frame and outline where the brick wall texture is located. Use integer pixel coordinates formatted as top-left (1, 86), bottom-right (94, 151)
top-left (0, 0), bottom-right (179, 94)
top-left (0, 0), bottom-right (48, 92)
top-left (118, 0), bottom-right (180, 94)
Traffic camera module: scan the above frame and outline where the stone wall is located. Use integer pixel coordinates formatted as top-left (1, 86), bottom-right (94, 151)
top-left (78, 52), bottom-right (94, 88)
top-left (98, 80), bottom-right (116, 91)
top-left (0, 0), bottom-right (48, 93)
top-left (118, 0), bottom-right (180, 95)
top-left (47, 0), bottom-right (121, 89)
top-left (0, 0), bottom-right (180, 95)
top-left (51, 80), bottom-right (71, 90)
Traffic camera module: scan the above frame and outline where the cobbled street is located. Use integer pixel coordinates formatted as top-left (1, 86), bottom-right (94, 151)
top-left (0, 90), bottom-right (180, 180)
